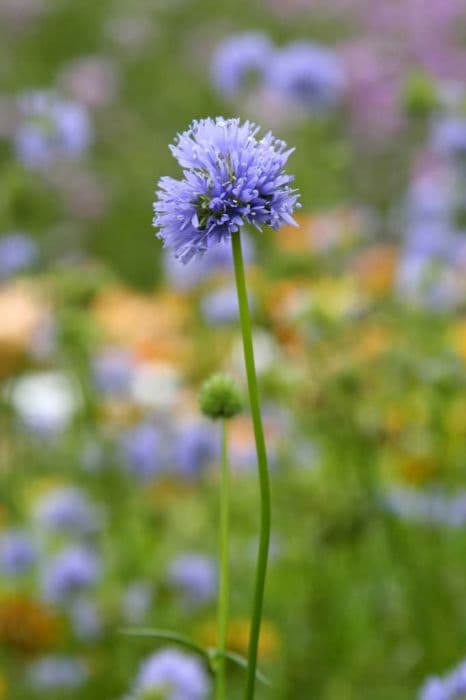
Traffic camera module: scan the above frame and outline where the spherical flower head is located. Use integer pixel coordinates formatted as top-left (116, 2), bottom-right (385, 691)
top-left (267, 41), bottom-right (345, 112)
top-left (33, 486), bottom-right (101, 536)
top-left (0, 529), bottom-right (37, 577)
top-left (153, 117), bottom-right (300, 264)
top-left (168, 553), bottom-right (217, 605)
top-left (211, 32), bottom-right (273, 98)
top-left (15, 90), bottom-right (92, 170)
top-left (199, 373), bottom-right (243, 420)
top-left (174, 422), bottom-right (218, 477)
top-left (27, 656), bottom-right (88, 691)
top-left (433, 117), bottom-right (466, 160)
top-left (132, 648), bottom-right (210, 700)
top-left (41, 546), bottom-right (101, 603)
top-left (0, 233), bottom-right (38, 280)
top-left (121, 423), bottom-right (165, 482)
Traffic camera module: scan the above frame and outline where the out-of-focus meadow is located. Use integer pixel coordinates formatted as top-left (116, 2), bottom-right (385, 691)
top-left (1, 0), bottom-right (466, 698)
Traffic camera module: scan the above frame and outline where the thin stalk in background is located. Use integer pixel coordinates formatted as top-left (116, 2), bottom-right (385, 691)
top-left (216, 418), bottom-right (230, 700)
top-left (231, 230), bottom-right (271, 700)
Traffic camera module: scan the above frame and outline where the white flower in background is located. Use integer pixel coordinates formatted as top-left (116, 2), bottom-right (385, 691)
top-left (130, 362), bottom-right (181, 411)
top-left (8, 371), bottom-right (80, 436)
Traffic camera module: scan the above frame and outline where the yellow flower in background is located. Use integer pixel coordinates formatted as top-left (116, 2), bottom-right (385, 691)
top-left (0, 596), bottom-right (60, 653)
top-left (350, 244), bottom-right (399, 297)
top-left (451, 319), bottom-right (466, 362)
top-left (445, 398), bottom-right (466, 438)
top-left (199, 617), bottom-right (281, 659)
top-left (309, 276), bottom-right (362, 320)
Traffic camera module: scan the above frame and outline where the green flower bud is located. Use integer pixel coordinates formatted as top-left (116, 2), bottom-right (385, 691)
top-left (403, 71), bottom-right (439, 118)
top-left (199, 373), bottom-right (243, 420)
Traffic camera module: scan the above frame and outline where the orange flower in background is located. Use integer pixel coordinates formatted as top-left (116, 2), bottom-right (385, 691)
top-left (0, 596), bottom-right (60, 653)
top-left (354, 324), bottom-right (394, 362)
top-left (350, 244), bottom-right (399, 297)
top-left (276, 208), bottom-right (365, 254)
top-left (395, 453), bottom-right (440, 485)
top-left (199, 617), bottom-right (281, 660)
top-left (0, 282), bottom-right (49, 378)
top-left (92, 287), bottom-right (191, 364)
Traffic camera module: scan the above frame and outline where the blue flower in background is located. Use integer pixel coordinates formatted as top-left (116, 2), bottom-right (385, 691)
top-left (433, 117), bottom-right (466, 160)
top-left (122, 580), bottom-right (153, 624)
top-left (41, 546), bottom-right (101, 603)
top-left (121, 423), bottom-right (165, 482)
top-left (132, 648), bottom-right (210, 700)
top-left (153, 117), bottom-right (299, 263)
top-left (174, 422), bottom-right (218, 477)
top-left (15, 90), bottom-right (92, 170)
top-left (420, 658), bottom-right (466, 699)
top-left (267, 41), bottom-right (345, 112)
top-left (0, 529), bottom-right (37, 576)
top-left (34, 486), bottom-right (101, 536)
top-left (0, 233), bottom-right (38, 280)
top-left (27, 656), bottom-right (88, 691)
top-left (69, 598), bottom-right (103, 641)
top-left (164, 234), bottom-right (255, 291)
top-left (211, 32), bottom-right (273, 97)
top-left (169, 553), bottom-right (217, 605)
top-left (92, 347), bottom-right (133, 396)
top-left (200, 284), bottom-right (242, 325)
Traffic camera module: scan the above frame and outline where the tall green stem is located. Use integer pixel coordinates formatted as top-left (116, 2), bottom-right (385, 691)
top-left (231, 230), bottom-right (271, 700)
top-left (216, 419), bottom-right (230, 700)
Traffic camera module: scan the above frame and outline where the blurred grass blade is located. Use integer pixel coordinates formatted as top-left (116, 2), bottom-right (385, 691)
top-left (120, 628), bottom-right (209, 659)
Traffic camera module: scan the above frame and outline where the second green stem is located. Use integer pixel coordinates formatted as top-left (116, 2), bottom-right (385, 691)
top-left (216, 419), bottom-right (229, 700)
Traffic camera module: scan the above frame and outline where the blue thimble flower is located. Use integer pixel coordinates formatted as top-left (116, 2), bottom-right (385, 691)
top-left (267, 41), bottom-right (345, 112)
top-left (131, 648), bottom-right (210, 700)
top-left (211, 32), bottom-right (273, 97)
top-left (0, 529), bottom-right (37, 577)
top-left (27, 656), bottom-right (88, 691)
top-left (41, 546), bottom-right (101, 603)
top-left (15, 90), bottom-right (92, 170)
top-left (153, 117), bottom-right (300, 264)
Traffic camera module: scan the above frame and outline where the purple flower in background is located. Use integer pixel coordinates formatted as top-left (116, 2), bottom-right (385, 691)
top-left (132, 648), bottom-right (210, 700)
top-left (211, 32), bottom-right (273, 97)
top-left (27, 656), bottom-right (88, 691)
top-left (169, 553), bottom-right (217, 605)
top-left (0, 529), bottom-right (36, 576)
top-left (200, 285), bottom-right (242, 325)
top-left (41, 546), bottom-right (101, 602)
top-left (383, 487), bottom-right (466, 528)
top-left (420, 658), bottom-right (466, 699)
top-left (92, 347), bottom-right (133, 396)
top-left (153, 117), bottom-right (299, 264)
top-left (122, 580), bottom-right (153, 624)
top-left (58, 54), bottom-right (119, 108)
top-left (121, 423), bottom-right (165, 482)
top-left (164, 234), bottom-right (255, 291)
top-left (174, 422), bottom-right (218, 477)
top-left (34, 486), bottom-right (101, 536)
top-left (433, 117), bottom-right (466, 160)
top-left (69, 598), bottom-right (103, 641)
top-left (0, 233), bottom-right (38, 280)
top-left (267, 41), bottom-right (345, 112)
top-left (15, 90), bottom-right (92, 170)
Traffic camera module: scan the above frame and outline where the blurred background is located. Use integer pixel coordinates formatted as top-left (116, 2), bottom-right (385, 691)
top-left (1, 0), bottom-right (466, 698)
